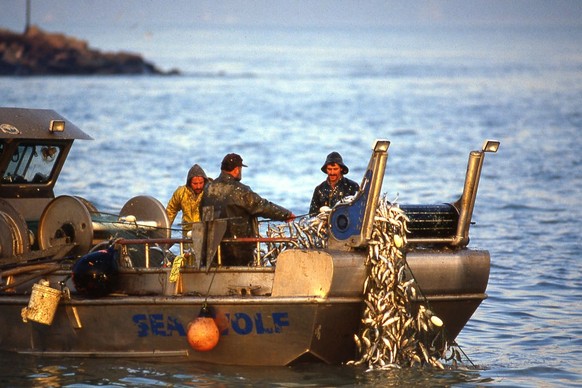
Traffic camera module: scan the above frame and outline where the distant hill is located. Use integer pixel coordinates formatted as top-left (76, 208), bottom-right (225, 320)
top-left (0, 26), bottom-right (179, 76)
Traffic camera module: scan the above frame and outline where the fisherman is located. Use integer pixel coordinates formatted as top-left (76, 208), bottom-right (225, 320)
top-left (201, 153), bottom-right (295, 266)
top-left (309, 151), bottom-right (359, 215)
top-left (166, 163), bottom-right (209, 236)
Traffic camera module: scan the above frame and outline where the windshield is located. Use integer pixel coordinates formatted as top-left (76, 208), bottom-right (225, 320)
top-left (2, 142), bottom-right (62, 184)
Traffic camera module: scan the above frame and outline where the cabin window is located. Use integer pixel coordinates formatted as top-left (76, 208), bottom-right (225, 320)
top-left (2, 143), bottom-right (62, 184)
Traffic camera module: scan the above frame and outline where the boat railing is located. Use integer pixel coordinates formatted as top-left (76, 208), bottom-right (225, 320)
top-left (115, 236), bottom-right (296, 268)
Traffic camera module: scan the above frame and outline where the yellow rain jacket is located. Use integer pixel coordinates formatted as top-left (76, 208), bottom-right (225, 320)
top-left (166, 164), bottom-right (208, 231)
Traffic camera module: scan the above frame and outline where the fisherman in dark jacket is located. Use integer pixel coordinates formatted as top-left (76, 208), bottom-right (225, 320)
top-left (309, 151), bottom-right (359, 215)
top-left (202, 153), bottom-right (295, 266)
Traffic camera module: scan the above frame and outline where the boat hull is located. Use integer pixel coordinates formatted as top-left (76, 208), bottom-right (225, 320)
top-left (0, 248), bottom-right (488, 366)
top-left (0, 295), bottom-right (362, 365)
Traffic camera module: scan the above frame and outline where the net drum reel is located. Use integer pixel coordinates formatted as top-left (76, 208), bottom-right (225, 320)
top-left (400, 204), bottom-right (460, 239)
top-left (117, 195), bottom-right (171, 267)
top-left (38, 196), bottom-right (94, 257)
top-left (0, 199), bottom-right (31, 262)
top-left (37, 195), bottom-right (170, 264)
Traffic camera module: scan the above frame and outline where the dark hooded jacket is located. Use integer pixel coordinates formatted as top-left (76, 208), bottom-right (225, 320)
top-left (185, 164), bottom-right (208, 185)
top-left (201, 171), bottom-right (292, 265)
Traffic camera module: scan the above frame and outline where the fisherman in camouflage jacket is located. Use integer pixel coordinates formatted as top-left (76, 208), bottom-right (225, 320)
top-left (202, 153), bottom-right (295, 266)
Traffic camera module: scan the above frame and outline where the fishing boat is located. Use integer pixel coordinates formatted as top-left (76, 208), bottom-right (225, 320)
top-left (0, 107), bottom-right (499, 366)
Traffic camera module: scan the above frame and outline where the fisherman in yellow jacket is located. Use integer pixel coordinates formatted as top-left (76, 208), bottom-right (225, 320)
top-left (166, 164), bottom-right (209, 236)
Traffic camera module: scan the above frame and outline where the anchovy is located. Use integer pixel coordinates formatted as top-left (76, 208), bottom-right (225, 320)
top-left (347, 195), bottom-right (453, 369)
top-left (263, 195), bottom-right (455, 369)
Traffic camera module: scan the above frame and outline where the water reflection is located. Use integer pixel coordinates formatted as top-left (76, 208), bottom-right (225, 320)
top-left (9, 355), bottom-right (497, 387)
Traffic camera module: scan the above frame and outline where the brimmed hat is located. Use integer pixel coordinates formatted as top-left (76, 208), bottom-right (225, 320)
top-left (221, 153), bottom-right (247, 171)
top-left (321, 151), bottom-right (349, 174)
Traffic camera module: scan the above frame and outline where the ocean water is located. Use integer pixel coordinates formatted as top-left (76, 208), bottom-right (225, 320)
top-left (1, 25), bottom-right (582, 386)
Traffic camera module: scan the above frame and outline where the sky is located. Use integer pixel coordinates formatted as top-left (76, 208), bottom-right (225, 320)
top-left (1, 0), bottom-right (582, 33)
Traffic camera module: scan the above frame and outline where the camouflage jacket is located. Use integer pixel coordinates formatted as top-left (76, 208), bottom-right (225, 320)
top-left (201, 172), bottom-right (292, 239)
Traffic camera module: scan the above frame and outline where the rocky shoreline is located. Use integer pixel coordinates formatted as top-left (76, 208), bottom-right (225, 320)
top-left (0, 26), bottom-right (179, 76)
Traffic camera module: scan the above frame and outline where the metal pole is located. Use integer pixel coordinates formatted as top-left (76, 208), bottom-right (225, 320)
top-left (25, 0), bottom-right (31, 33)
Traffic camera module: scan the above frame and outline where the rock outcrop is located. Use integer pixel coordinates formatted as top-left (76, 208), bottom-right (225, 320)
top-left (0, 26), bottom-right (178, 76)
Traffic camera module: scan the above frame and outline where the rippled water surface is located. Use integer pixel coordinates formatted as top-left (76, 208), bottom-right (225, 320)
top-left (1, 25), bottom-right (582, 386)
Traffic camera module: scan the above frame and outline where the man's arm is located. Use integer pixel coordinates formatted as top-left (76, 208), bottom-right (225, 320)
top-left (165, 187), bottom-right (182, 225)
top-left (240, 188), bottom-right (292, 221)
top-left (309, 187), bottom-right (321, 215)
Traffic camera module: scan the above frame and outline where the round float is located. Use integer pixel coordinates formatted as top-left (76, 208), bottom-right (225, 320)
top-left (72, 247), bottom-right (119, 298)
top-left (186, 306), bottom-right (220, 352)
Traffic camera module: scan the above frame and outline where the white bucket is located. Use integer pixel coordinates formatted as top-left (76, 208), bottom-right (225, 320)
top-left (21, 281), bottom-right (62, 325)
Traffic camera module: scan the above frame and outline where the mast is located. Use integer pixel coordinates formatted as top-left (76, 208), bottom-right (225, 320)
top-left (25, 0), bottom-right (31, 33)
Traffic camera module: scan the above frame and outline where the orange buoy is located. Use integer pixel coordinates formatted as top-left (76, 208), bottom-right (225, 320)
top-left (186, 306), bottom-right (220, 352)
